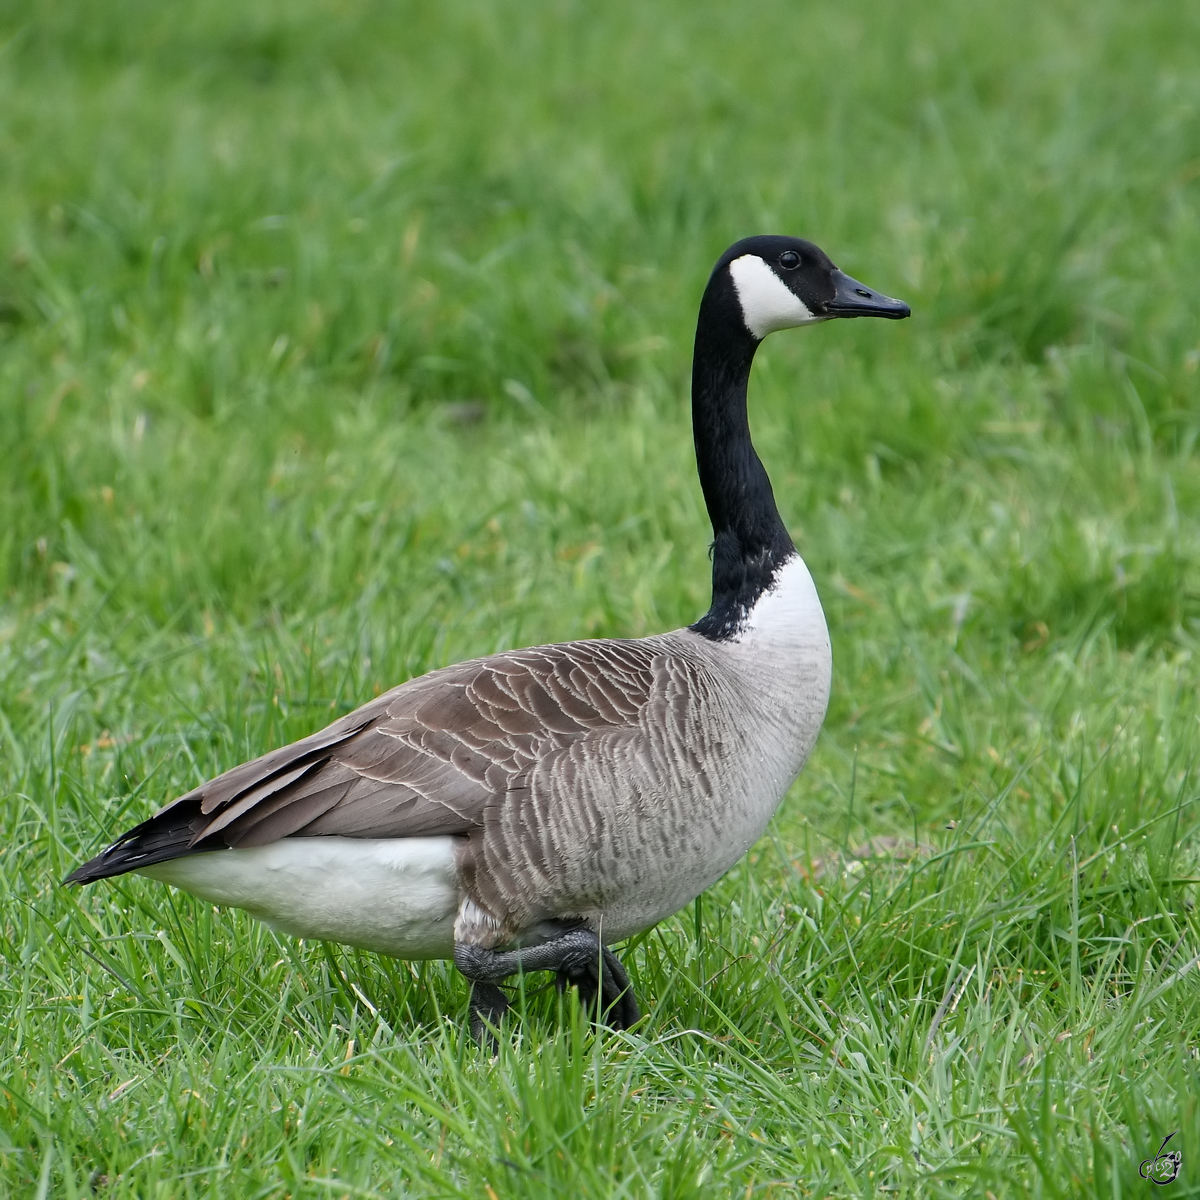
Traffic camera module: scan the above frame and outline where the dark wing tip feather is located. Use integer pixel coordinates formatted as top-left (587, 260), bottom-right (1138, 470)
top-left (63, 802), bottom-right (224, 886)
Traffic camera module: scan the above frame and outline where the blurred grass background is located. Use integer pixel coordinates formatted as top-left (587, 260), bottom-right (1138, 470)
top-left (2, 0), bottom-right (1199, 1195)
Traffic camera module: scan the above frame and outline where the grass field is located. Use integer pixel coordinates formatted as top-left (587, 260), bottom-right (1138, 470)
top-left (2, 0), bottom-right (1200, 1194)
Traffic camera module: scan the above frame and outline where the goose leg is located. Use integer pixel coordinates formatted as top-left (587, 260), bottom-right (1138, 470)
top-left (467, 981), bottom-right (510, 1045)
top-left (454, 929), bottom-right (639, 1037)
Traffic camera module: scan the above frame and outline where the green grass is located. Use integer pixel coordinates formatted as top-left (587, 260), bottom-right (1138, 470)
top-left (2, 0), bottom-right (1200, 1194)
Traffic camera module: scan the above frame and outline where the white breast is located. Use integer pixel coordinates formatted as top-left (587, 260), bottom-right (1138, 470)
top-left (140, 836), bottom-right (461, 959)
top-left (738, 554), bottom-right (830, 656)
top-left (721, 552), bottom-right (832, 776)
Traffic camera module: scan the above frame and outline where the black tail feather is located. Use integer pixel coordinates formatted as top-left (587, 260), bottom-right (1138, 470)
top-left (64, 803), bottom-right (225, 885)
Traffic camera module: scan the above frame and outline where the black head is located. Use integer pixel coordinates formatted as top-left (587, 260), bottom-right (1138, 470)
top-left (713, 235), bottom-right (910, 340)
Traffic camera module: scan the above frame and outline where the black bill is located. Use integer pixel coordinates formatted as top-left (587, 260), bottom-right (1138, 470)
top-left (825, 269), bottom-right (911, 319)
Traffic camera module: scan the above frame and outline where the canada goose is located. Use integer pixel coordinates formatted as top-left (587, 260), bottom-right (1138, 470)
top-left (67, 236), bottom-right (908, 1039)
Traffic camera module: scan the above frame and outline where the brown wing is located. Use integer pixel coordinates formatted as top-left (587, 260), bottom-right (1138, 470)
top-left (66, 639), bottom-right (661, 882)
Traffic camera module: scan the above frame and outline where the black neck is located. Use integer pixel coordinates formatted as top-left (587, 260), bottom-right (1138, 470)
top-left (689, 268), bottom-right (795, 641)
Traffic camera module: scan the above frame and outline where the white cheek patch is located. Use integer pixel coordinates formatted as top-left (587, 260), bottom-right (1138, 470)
top-left (728, 254), bottom-right (819, 339)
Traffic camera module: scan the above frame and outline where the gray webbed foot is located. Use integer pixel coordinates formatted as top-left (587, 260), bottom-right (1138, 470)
top-left (454, 929), bottom-right (639, 1041)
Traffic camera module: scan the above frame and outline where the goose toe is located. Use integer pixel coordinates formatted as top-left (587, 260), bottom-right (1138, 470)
top-left (557, 942), bottom-right (639, 1030)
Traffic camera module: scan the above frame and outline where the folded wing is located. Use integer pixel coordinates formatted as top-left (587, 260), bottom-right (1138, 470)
top-left (66, 640), bottom-right (660, 884)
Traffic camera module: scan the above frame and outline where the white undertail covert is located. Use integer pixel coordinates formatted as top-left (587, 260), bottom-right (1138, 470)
top-left (142, 836), bottom-right (460, 959)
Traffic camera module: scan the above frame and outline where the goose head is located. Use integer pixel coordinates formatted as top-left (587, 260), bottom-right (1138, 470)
top-left (718, 234), bottom-right (910, 340)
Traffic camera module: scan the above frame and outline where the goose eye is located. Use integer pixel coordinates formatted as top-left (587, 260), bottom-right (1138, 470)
top-left (778, 250), bottom-right (801, 269)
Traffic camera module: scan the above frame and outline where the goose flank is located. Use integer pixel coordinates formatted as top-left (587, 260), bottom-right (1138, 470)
top-left (67, 236), bottom-right (909, 1039)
